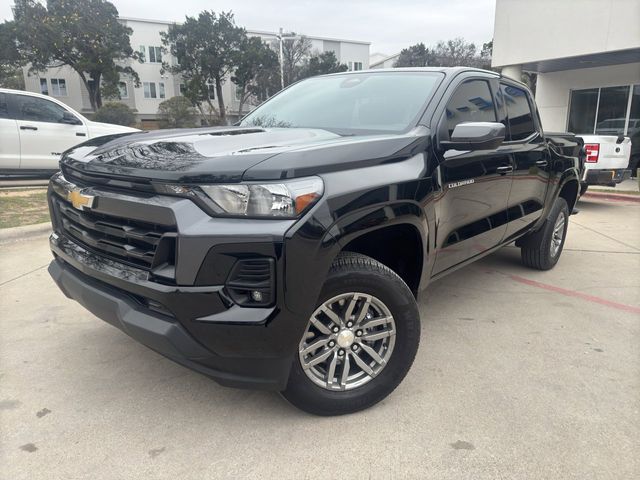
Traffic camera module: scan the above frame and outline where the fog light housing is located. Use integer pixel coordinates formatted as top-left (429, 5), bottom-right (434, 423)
top-left (225, 258), bottom-right (275, 307)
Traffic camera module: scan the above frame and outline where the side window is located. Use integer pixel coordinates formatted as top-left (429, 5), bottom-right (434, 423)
top-left (15, 95), bottom-right (67, 123)
top-left (445, 79), bottom-right (497, 136)
top-left (501, 84), bottom-right (536, 141)
top-left (0, 93), bottom-right (9, 119)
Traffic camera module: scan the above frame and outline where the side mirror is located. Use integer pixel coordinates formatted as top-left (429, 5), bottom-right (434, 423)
top-left (60, 111), bottom-right (82, 125)
top-left (440, 122), bottom-right (506, 151)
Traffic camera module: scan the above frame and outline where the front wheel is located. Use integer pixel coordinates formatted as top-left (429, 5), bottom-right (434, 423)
top-left (281, 252), bottom-right (420, 416)
top-left (520, 197), bottom-right (569, 270)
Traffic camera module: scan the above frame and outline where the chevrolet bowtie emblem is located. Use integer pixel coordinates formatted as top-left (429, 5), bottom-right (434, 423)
top-left (67, 189), bottom-right (95, 211)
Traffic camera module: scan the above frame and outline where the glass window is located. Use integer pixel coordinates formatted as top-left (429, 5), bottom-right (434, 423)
top-left (207, 83), bottom-right (215, 99)
top-left (0, 92), bottom-right (9, 118)
top-left (158, 82), bottom-right (165, 99)
top-left (179, 83), bottom-right (186, 95)
top-left (118, 82), bottom-right (128, 99)
top-left (628, 85), bottom-right (640, 151)
top-left (139, 45), bottom-right (146, 63)
top-left (595, 85), bottom-right (630, 135)
top-left (15, 94), bottom-right (67, 123)
top-left (568, 88), bottom-right (598, 134)
top-left (50, 78), bottom-right (67, 96)
top-left (148, 46), bottom-right (162, 63)
top-left (39, 78), bottom-right (48, 95)
top-left (241, 72), bottom-right (444, 133)
top-left (501, 84), bottom-right (535, 140)
top-left (445, 79), bottom-right (496, 136)
top-left (143, 82), bottom-right (157, 99)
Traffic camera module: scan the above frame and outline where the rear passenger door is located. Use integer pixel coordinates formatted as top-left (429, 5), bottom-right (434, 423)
top-left (432, 78), bottom-right (514, 275)
top-left (498, 82), bottom-right (550, 240)
top-left (0, 92), bottom-right (20, 170)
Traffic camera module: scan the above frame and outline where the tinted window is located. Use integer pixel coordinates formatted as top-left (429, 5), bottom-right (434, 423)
top-left (241, 72), bottom-right (443, 133)
top-left (15, 95), bottom-right (68, 123)
top-left (568, 88), bottom-right (597, 134)
top-left (0, 93), bottom-right (9, 119)
top-left (444, 80), bottom-right (496, 136)
top-left (502, 84), bottom-right (535, 140)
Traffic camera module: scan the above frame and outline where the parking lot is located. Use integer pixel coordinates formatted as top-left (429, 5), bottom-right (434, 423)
top-left (1, 195), bottom-right (638, 480)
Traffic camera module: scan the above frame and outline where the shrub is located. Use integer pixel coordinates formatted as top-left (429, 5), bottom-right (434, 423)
top-left (158, 96), bottom-right (197, 128)
top-left (93, 102), bottom-right (135, 126)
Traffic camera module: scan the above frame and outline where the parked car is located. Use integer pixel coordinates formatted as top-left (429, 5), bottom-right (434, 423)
top-left (579, 134), bottom-right (632, 195)
top-left (0, 88), bottom-right (138, 176)
top-left (46, 68), bottom-right (583, 415)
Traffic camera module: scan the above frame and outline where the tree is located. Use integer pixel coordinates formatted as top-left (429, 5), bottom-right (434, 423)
top-left (0, 21), bottom-right (26, 89)
top-left (393, 43), bottom-right (435, 67)
top-left (231, 36), bottom-right (279, 117)
top-left (93, 102), bottom-right (135, 126)
top-left (281, 36), bottom-right (312, 86)
top-left (162, 11), bottom-right (245, 125)
top-left (10, 0), bottom-right (140, 110)
top-left (158, 96), bottom-right (197, 128)
top-left (432, 37), bottom-right (480, 67)
top-left (298, 51), bottom-right (348, 80)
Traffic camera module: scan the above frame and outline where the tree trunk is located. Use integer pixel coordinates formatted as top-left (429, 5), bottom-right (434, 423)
top-left (78, 72), bottom-right (96, 111)
top-left (237, 88), bottom-right (247, 119)
top-left (93, 73), bottom-right (103, 109)
top-left (214, 77), bottom-right (226, 125)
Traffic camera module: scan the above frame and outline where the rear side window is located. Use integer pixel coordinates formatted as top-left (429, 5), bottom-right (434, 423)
top-left (444, 79), bottom-right (497, 136)
top-left (501, 84), bottom-right (536, 140)
top-left (0, 93), bottom-right (9, 119)
top-left (14, 94), bottom-right (67, 123)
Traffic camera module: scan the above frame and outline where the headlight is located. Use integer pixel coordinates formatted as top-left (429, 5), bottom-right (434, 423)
top-left (159, 177), bottom-right (324, 218)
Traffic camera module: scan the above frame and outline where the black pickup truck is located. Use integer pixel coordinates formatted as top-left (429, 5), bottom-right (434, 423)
top-left (47, 68), bottom-right (583, 415)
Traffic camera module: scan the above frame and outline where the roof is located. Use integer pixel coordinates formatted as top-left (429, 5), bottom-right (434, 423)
top-left (118, 17), bottom-right (370, 45)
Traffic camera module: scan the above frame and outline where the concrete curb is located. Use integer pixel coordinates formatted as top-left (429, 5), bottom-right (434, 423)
top-left (0, 222), bottom-right (51, 244)
top-left (583, 191), bottom-right (640, 203)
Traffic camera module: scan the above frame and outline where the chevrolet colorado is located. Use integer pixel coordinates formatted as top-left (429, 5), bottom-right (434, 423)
top-left (47, 68), bottom-right (583, 415)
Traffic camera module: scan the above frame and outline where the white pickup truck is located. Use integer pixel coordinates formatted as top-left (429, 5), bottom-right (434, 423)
top-left (579, 134), bottom-right (632, 195)
top-left (0, 88), bottom-right (138, 177)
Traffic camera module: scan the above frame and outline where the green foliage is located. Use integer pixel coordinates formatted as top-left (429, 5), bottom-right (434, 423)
top-left (298, 51), bottom-right (348, 79)
top-left (162, 11), bottom-right (245, 124)
top-left (93, 102), bottom-right (135, 126)
top-left (10, 0), bottom-right (139, 110)
top-left (232, 36), bottom-right (279, 116)
top-left (158, 96), bottom-right (197, 128)
top-left (394, 43), bottom-right (434, 68)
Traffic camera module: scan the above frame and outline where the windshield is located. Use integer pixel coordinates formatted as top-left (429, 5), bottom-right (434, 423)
top-left (240, 72), bottom-right (444, 134)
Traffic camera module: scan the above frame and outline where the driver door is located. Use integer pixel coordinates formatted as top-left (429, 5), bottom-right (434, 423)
top-left (12, 93), bottom-right (88, 170)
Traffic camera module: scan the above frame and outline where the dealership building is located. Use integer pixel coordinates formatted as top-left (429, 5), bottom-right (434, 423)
top-left (492, 0), bottom-right (639, 152)
top-left (22, 17), bottom-right (370, 127)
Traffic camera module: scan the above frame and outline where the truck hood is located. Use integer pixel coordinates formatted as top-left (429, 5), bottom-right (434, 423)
top-left (61, 126), bottom-right (429, 183)
top-left (86, 121), bottom-right (139, 137)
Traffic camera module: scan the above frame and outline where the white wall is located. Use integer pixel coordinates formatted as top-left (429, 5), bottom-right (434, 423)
top-left (493, 0), bottom-right (640, 67)
top-left (535, 62), bottom-right (640, 132)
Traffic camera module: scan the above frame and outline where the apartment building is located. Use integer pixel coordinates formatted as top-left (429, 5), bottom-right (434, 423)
top-left (23, 17), bottom-right (370, 127)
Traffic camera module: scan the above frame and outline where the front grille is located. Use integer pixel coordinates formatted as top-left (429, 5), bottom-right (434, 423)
top-left (52, 196), bottom-right (176, 270)
top-left (61, 164), bottom-right (155, 193)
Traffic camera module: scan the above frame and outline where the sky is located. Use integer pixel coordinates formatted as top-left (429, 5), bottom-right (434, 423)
top-left (0, 0), bottom-right (496, 55)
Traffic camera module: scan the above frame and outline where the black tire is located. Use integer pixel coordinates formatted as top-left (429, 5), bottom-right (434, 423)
top-left (281, 252), bottom-right (420, 416)
top-left (579, 184), bottom-right (588, 197)
top-left (520, 197), bottom-right (569, 270)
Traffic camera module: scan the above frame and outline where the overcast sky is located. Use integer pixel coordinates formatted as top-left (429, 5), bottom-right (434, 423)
top-left (0, 0), bottom-right (496, 55)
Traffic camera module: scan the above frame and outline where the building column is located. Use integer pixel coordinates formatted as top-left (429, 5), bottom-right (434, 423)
top-left (501, 64), bottom-right (523, 81)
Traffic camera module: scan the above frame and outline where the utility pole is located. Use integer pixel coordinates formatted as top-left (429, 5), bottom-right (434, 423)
top-left (277, 28), bottom-right (298, 90)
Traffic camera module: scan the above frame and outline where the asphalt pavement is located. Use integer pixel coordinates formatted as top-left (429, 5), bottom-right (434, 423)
top-left (1, 195), bottom-right (638, 480)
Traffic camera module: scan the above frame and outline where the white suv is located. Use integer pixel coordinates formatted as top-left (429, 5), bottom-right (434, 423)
top-left (0, 88), bottom-right (138, 176)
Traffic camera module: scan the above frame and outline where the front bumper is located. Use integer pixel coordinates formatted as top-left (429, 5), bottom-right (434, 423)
top-left (583, 168), bottom-right (631, 186)
top-left (46, 172), bottom-right (337, 391)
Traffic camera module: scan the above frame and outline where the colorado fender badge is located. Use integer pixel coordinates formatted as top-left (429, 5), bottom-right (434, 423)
top-left (448, 179), bottom-right (475, 189)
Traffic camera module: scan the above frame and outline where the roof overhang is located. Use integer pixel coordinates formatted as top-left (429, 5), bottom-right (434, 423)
top-left (522, 48), bottom-right (640, 73)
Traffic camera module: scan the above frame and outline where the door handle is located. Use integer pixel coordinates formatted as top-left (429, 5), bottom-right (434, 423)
top-left (496, 165), bottom-right (513, 174)
top-left (76, 132), bottom-right (86, 137)
top-left (20, 125), bottom-right (38, 131)
top-left (535, 160), bottom-right (548, 167)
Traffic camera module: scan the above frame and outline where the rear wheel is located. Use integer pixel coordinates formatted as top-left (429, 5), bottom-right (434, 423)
top-left (281, 252), bottom-right (420, 416)
top-left (520, 197), bottom-right (569, 270)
